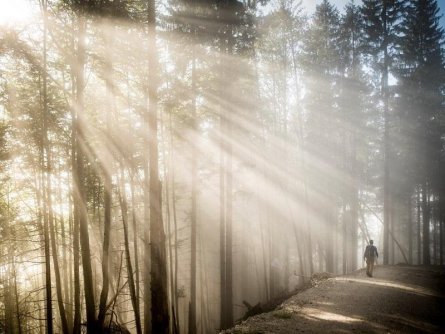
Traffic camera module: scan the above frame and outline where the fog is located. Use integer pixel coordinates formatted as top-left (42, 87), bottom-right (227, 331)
top-left (0, 0), bottom-right (444, 333)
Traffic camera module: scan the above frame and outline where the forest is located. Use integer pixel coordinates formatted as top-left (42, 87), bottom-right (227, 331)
top-left (0, 0), bottom-right (444, 333)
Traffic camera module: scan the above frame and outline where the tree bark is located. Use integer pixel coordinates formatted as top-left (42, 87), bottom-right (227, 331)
top-left (41, 2), bottom-right (53, 331)
top-left (422, 184), bottom-right (430, 265)
top-left (408, 195), bottom-right (413, 264)
top-left (189, 56), bottom-right (198, 334)
top-left (75, 15), bottom-right (99, 333)
top-left (383, 0), bottom-right (391, 266)
top-left (118, 167), bottom-right (142, 334)
top-left (417, 187), bottom-right (421, 264)
top-left (98, 28), bottom-right (114, 329)
top-left (146, 1), bottom-right (169, 333)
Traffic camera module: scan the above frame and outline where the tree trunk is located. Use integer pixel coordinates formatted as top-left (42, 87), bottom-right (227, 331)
top-left (58, 159), bottom-right (72, 329)
top-left (75, 15), bottom-right (99, 333)
top-left (169, 113), bottom-right (180, 332)
top-left (422, 184), bottom-right (431, 265)
top-left (48, 167), bottom-right (70, 334)
top-left (390, 203), bottom-right (395, 264)
top-left (342, 204), bottom-right (347, 275)
top-left (189, 56), bottom-right (198, 334)
top-left (350, 144), bottom-right (359, 271)
top-left (43, 26), bottom-right (69, 328)
top-left (417, 187), bottom-right (421, 264)
top-left (408, 195), bottom-right (413, 264)
top-left (147, 1), bottom-right (169, 333)
top-left (119, 167), bottom-right (143, 334)
top-left (433, 216), bottom-right (437, 265)
top-left (219, 42), bottom-right (227, 331)
top-left (382, 0), bottom-right (391, 266)
top-left (41, 3), bottom-right (53, 331)
top-left (161, 107), bottom-right (176, 334)
top-left (440, 219), bottom-right (443, 265)
top-left (98, 29), bottom-right (114, 329)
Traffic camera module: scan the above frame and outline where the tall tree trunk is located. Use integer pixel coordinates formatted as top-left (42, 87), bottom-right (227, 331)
top-left (219, 107), bottom-right (227, 329)
top-left (422, 184), bottom-right (431, 265)
top-left (169, 113), bottom-right (180, 332)
top-left (42, 146), bottom-right (53, 334)
top-left (130, 172), bottom-right (141, 323)
top-left (48, 184), bottom-right (70, 334)
top-left (75, 15), bottom-right (99, 333)
top-left (72, 105), bottom-right (81, 334)
top-left (383, 0), bottom-right (391, 266)
top-left (13, 266), bottom-right (22, 334)
top-left (161, 105), bottom-right (176, 334)
top-left (326, 204), bottom-right (335, 273)
top-left (43, 17), bottom-right (69, 327)
top-left (390, 204), bottom-right (395, 264)
top-left (342, 204), bottom-right (347, 275)
top-left (440, 219), bottom-right (443, 265)
top-left (350, 141), bottom-right (359, 271)
top-left (408, 195), bottom-right (413, 264)
top-left (189, 56), bottom-right (198, 334)
top-left (225, 115), bottom-right (233, 328)
top-left (58, 159), bottom-right (71, 329)
top-left (41, 2), bottom-right (53, 331)
top-left (68, 22), bottom-right (81, 333)
top-left (47, 153), bottom-right (69, 334)
top-left (433, 216), bottom-right (437, 265)
top-left (119, 167), bottom-right (143, 334)
top-left (417, 187), bottom-right (421, 264)
top-left (98, 28), bottom-right (114, 328)
top-left (224, 18), bottom-right (235, 330)
top-left (219, 42), bottom-right (227, 331)
top-left (146, 1), bottom-right (169, 333)
top-left (98, 148), bottom-right (112, 328)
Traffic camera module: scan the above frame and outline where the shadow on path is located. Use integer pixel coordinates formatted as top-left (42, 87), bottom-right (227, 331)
top-left (223, 265), bottom-right (445, 334)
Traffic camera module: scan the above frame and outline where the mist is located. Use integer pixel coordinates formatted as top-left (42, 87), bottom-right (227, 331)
top-left (0, 0), bottom-right (444, 333)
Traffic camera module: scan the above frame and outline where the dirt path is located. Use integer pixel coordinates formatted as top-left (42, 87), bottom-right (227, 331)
top-left (223, 265), bottom-right (445, 334)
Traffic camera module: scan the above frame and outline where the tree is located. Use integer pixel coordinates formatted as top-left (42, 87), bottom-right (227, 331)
top-left (145, 1), bottom-right (170, 333)
top-left (397, 0), bottom-right (445, 265)
top-left (338, 0), bottom-right (368, 273)
top-left (303, 0), bottom-right (341, 273)
top-left (361, 0), bottom-right (403, 265)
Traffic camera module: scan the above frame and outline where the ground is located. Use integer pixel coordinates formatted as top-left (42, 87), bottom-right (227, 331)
top-left (222, 265), bottom-right (445, 334)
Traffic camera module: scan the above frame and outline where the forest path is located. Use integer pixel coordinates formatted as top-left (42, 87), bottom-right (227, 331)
top-left (223, 265), bottom-right (445, 334)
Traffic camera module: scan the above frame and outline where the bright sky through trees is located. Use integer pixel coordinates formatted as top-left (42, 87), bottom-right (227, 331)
top-left (1, 0), bottom-right (444, 27)
top-left (0, 0), bottom-right (35, 25)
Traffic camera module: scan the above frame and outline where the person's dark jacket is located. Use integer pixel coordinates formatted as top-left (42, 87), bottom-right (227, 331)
top-left (364, 245), bottom-right (378, 260)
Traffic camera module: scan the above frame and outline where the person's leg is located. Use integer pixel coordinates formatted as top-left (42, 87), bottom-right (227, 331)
top-left (369, 258), bottom-right (375, 277)
top-left (366, 259), bottom-right (371, 276)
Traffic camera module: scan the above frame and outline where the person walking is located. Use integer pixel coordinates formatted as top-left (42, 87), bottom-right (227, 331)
top-left (364, 240), bottom-right (378, 277)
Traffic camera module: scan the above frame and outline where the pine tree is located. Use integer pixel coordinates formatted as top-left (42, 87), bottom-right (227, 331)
top-left (338, 0), bottom-right (367, 273)
top-left (303, 0), bottom-right (341, 273)
top-left (397, 0), bottom-right (445, 265)
top-left (361, 0), bottom-right (403, 265)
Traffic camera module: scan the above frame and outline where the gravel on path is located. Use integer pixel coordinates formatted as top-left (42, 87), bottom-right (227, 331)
top-left (222, 265), bottom-right (445, 334)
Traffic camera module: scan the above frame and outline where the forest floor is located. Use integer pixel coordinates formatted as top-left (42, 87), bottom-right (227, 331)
top-left (222, 265), bottom-right (445, 334)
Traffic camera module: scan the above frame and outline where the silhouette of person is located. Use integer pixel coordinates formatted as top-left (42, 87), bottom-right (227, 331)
top-left (364, 240), bottom-right (378, 277)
